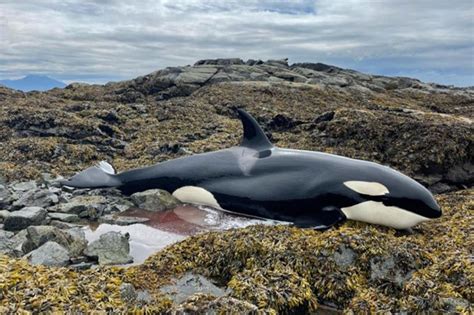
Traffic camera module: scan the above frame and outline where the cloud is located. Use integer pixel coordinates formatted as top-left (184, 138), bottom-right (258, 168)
top-left (0, 0), bottom-right (472, 86)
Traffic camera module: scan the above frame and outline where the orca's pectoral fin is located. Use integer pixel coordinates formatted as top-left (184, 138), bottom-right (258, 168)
top-left (293, 207), bottom-right (347, 230)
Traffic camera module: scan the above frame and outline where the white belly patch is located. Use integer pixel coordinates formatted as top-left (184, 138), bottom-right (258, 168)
top-left (172, 186), bottom-right (222, 209)
top-left (341, 201), bottom-right (429, 229)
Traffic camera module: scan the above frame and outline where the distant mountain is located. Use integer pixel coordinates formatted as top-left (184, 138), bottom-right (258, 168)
top-left (0, 75), bottom-right (66, 92)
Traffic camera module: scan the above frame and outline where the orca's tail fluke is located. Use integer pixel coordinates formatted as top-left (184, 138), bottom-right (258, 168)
top-left (59, 161), bottom-right (122, 189)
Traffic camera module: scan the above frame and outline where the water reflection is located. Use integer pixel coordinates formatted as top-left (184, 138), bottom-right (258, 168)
top-left (84, 205), bottom-right (280, 264)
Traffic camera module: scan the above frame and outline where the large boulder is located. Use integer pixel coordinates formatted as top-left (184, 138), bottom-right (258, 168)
top-left (25, 241), bottom-right (70, 267)
top-left (3, 207), bottom-right (47, 231)
top-left (131, 189), bottom-right (180, 212)
top-left (21, 225), bottom-right (87, 256)
top-left (84, 231), bottom-right (133, 265)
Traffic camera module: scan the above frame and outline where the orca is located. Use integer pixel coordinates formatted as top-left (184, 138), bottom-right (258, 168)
top-left (60, 109), bottom-right (442, 229)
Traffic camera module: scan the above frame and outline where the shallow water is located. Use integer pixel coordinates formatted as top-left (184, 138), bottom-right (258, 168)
top-left (83, 205), bottom-right (280, 264)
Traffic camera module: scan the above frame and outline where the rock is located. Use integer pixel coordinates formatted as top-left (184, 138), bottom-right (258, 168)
top-left (11, 180), bottom-right (37, 192)
top-left (25, 241), bottom-right (70, 267)
top-left (314, 111), bottom-right (335, 124)
top-left (98, 214), bottom-right (150, 225)
top-left (64, 228), bottom-right (88, 257)
top-left (8, 229), bottom-right (28, 253)
top-left (194, 58), bottom-right (244, 66)
top-left (267, 114), bottom-right (301, 131)
top-left (0, 184), bottom-right (13, 208)
top-left (265, 58), bottom-right (289, 67)
top-left (103, 198), bottom-right (134, 214)
top-left (12, 189), bottom-right (59, 209)
top-left (161, 272), bottom-right (227, 304)
top-left (21, 225), bottom-right (86, 256)
top-left (131, 189), bottom-right (180, 212)
top-left (445, 163), bottom-right (473, 186)
top-left (0, 236), bottom-right (22, 257)
top-left (50, 220), bottom-right (83, 229)
top-left (0, 209), bottom-right (10, 222)
top-left (84, 231), bottom-right (133, 265)
top-left (52, 195), bottom-right (106, 219)
top-left (333, 245), bottom-right (356, 269)
top-left (3, 207), bottom-right (47, 231)
top-left (48, 212), bottom-right (80, 223)
top-left (175, 67), bottom-right (218, 85)
top-left (69, 262), bottom-right (94, 270)
top-left (172, 295), bottom-right (258, 314)
top-left (370, 256), bottom-right (413, 287)
top-left (120, 283), bottom-right (153, 305)
top-left (0, 229), bottom-right (14, 238)
top-left (120, 283), bottom-right (138, 302)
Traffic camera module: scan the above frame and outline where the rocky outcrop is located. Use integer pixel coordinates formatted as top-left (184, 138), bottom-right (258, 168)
top-left (25, 241), bottom-right (70, 267)
top-left (0, 58), bottom-right (472, 313)
top-left (3, 207), bottom-right (47, 231)
top-left (84, 231), bottom-right (133, 265)
top-left (130, 189), bottom-right (181, 212)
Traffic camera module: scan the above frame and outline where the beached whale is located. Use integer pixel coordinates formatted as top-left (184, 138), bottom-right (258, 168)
top-left (60, 109), bottom-right (442, 229)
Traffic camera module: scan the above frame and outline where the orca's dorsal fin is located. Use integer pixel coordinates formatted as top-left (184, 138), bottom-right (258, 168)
top-left (237, 108), bottom-right (273, 150)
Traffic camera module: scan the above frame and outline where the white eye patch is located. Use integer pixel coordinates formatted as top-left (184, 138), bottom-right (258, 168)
top-left (343, 181), bottom-right (389, 196)
top-left (172, 186), bottom-right (222, 209)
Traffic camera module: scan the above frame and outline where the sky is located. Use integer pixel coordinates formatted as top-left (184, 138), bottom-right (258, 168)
top-left (0, 0), bottom-right (473, 86)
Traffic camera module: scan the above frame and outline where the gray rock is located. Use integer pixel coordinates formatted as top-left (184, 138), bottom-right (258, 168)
top-left (26, 241), bottom-right (70, 267)
top-left (52, 195), bottom-right (107, 219)
top-left (65, 227), bottom-right (88, 256)
top-left (21, 225), bottom-right (86, 256)
top-left (370, 256), bottom-right (413, 287)
top-left (13, 189), bottom-right (59, 209)
top-left (120, 283), bottom-right (138, 302)
top-left (0, 236), bottom-right (22, 257)
top-left (265, 58), bottom-right (289, 67)
top-left (40, 173), bottom-right (64, 188)
top-left (11, 180), bottom-right (37, 192)
top-left (3, 207), bottom-right (47, 231)
top-left (48, 212), bottom-right (79, 223)
top-left (103, 198), bottom-right (134, 214)
top-left (175, 66), bottom-right (218, 85)
top-left (131, 189), bottom-right (180, 212)
top-left (333, 245), bottom-right (356, 268)
top-left (98, 214), bottom-right (150, 225)
top-left (0, 184), bottom-right (13, 207)
top-left (120, 283), bottom-right (152, 305)
top-left (0, 209), bottom-right (10, 222)
top-left (9, 229), bottom-right (28, 253)
top-left (50, 220), bottom-right (83, 229)
top-left (194, 58), bottom-right (244, 66)
top-left (84, 231), bottom-right (133, 265)
top-left (69, 262), bottom-right (94, 270)
top-left (161, 272), bottom-right (227, 304)
top-left (0, 229), bottom-right (14, 238)
top-left (172, 295), bottom-right (258, 314)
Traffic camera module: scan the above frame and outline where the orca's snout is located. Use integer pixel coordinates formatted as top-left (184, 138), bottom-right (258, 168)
top-left (426, 196), bottom-right (442, 219)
